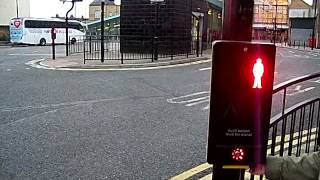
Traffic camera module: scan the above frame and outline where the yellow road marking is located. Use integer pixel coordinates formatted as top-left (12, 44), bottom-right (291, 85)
top-left (199, 173), bottom-right (212, 180)
top-left (169, 163), bottom-right (211, 180)
top-left (267, 134), bottom-right (316, 154)
top-left (267, 128), bottom-right (317, 145)
top-left (171, 131), bottom-right (317, 179)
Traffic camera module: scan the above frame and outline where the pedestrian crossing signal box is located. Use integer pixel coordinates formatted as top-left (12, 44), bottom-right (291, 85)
top-left (207, 41), bottom-right (276, 168)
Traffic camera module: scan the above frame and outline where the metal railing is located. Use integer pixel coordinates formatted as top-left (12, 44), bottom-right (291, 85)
top-left (250, 72), bottom-right (320, 180)
top-left (287, 40), bottom-right (315, 50)
top-left (82, 35), bottom-right (199, 64)
top-left (68, 35), bottom-right (88, 55)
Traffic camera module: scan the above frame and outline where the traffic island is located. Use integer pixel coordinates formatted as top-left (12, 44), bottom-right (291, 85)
top-left (28, 53), bottom-right (211, 71)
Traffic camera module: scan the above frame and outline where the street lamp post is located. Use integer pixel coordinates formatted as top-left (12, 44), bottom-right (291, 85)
top-left (15, 0), bottom-right (19, 17)
top-left (101, 0), bottom-right (105, 62)
top-left (65, 1), bottom-right (75, 56)
top-left (273, 0), bottom-right (278, 45)
top-left (150, 0), bottom-right (165, 61)
top-left (312, 0), bottom-right (318, 50)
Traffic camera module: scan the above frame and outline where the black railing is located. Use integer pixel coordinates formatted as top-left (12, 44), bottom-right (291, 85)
top-left (82, 35), bottom-right (198, 64)
top-left (287, 40), bottom-right (315, 50)
top-left (250, 72), bottom-right (320, 180)
top-left (68, 35), bottom-right (88, 55)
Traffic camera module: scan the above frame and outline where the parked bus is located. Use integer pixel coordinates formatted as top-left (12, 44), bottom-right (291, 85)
top-left (10, 17), bottom-right (87, 45)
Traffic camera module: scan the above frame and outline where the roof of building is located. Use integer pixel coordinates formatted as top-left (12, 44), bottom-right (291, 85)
top-left (90, 0), bottom-right (116, 6)
top-left (87, 14), bottom-right (120, 27)
top-left (290, 0), bottom-right (311, 9)
top-left (207, 0), bottom-right (222, 10)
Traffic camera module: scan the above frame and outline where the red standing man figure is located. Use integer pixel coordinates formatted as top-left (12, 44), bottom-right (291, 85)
top-left (252, 58), bottom-right (264, 89)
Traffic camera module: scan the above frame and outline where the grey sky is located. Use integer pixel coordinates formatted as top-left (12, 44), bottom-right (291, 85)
top-left (29, 0), bottom-right (312, 18)
top-left (30, 0), bottom-right (121, 18)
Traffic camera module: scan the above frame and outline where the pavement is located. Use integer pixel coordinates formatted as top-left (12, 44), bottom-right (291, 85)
top-left (276, 43), bottom-right (320, 53)
top-left (0, 45), bottom-right (319, 180)
top-left (33, 50), bottom-right (211, 70)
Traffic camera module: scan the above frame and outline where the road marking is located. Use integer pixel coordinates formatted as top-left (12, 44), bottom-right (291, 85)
top-left (278, 52), bottom-right (285, 57)
top-left (289, 51), bottom-right (295, 53)
top-left (185, 98), bottom-right (209, 107)
top-left (199, 67), bottom-right (211, 71)
top-left (6, 69), bottom-right (12, 71)
top-left (199, 173), bottom-right (212, 180)
top-left (310, 79), bottom-right (320, 84)
top-left (295, 85), bottom-right (301, 91)
top-left (287, 85), bottom-right (316, 96)
top-left (167, 92), bottom-right (209, 104)
top-left (26, 59), bottom-right (212, 71)
top-left (9, 53), bottom-right (64, 56)
top-left (169, 163), bottom-right (211, 180)
top-left (25, 67), bottom-right (30, 70)
top-left (203, 104), bottom-right (210, 110)
top-left (167, 91), bottom-right (209, 110)
top-left (293, 54), bottom-right (310, 58)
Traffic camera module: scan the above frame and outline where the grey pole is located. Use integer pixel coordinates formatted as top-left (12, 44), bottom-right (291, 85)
top-left (312, 0), bottom-right (318, 50)
top-left (213, 0), bottom-right (254, 179)
top-left (15, 0), bottom-right (19, 17)
top-left (65, 1), bottom-right (75, 56)
top-left (101, 0), bottom-right (105, 62)
top-left (273, 0), bottom-right (278, 44)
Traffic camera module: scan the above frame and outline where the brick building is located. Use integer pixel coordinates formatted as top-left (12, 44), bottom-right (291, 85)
top-left (89, 0), bottom-right (120, 21)
top-left (120, 0), bottom-right (209, 54)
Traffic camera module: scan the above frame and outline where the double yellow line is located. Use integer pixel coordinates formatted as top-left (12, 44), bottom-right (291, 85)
top-left (170, 129), bottom-right (318, 180)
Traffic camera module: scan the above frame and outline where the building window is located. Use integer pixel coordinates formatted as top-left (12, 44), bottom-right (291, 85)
top-left (95, 10), bottom-right (101, 19)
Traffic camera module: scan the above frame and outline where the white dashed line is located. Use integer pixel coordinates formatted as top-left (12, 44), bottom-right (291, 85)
top-left (199, 67), bottom-right (211, 71)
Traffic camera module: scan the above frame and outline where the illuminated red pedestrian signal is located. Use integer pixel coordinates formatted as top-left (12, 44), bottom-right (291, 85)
top-left (207, 41), bottom-right (276, 167)
top-left (252, 58), bottom-right (264, 89)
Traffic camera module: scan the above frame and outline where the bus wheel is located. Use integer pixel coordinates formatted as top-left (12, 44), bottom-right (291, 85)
top-left (40, 38), bottom-right (46, 46)
top-left (71, 38), bottom-right (76, 44)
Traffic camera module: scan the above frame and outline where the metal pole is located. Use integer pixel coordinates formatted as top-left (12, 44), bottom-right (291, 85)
top-left (154, 3), bottom-right (159, 61)
top-left (222, 0), bottom-right (254, 41)
top-left (15, 0), bottom-right (19, 17)
top-left (312, 0), bottom-right (318, 50)
top-left (101, 0), bottom-right (105, 62)
top-left (274, 0), bottom-right (278, 45)
top-left (66, 1), bottom-right (75, 56)
top-left (196, 20), bottom-right (200, 57)
top-left (213, 0), bottom-right (254, 179)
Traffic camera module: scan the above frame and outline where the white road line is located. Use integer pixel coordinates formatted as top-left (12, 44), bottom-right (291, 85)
top-left (185, 99), bottom-right (209, 107)
top-left (199, 67), bottom-right (211, 71)
top-left (303, 87), bottom-right (316, 92)
top-left (9, 53), bottom-right (64, 56)
top-left (182, 96), bottom-right (209, 104)
top-left (167, 91), bottom-right (209, 104)
top-left (295, 85), bottom-right (302, 91)
top-left (7, 69), bottom-right (11, 71)
top-left (287, 86), bottom-right (316, 96)
top-left (310, 79), bottom-right (320, 83)
top-left (203, 104), bottom-right (210, 110)
top-left (25, 67), bottom-right (30, 70)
